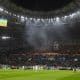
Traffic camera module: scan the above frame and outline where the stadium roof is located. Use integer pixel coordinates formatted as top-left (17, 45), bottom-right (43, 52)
top-left (11, 0), bottom-right (72, 12)
top-left (0, 0), bottom-right (80, 24)
top-left (0, 0), bottom-right (80, 17)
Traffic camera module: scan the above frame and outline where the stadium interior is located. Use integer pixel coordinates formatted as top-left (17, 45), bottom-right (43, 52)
top-left (0, 0), bottom-right (80, 70)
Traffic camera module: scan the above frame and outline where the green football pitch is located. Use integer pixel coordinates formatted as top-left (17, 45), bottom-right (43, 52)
top-left (0, 69), bottom-right (80, 80)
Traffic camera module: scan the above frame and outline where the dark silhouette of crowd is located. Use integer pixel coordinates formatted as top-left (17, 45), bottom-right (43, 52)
top-left (0, 49), bottom-right (80, 69)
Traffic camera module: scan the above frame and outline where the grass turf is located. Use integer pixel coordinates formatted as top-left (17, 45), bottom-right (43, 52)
top-left (0, 69), bottom-right (80, 80)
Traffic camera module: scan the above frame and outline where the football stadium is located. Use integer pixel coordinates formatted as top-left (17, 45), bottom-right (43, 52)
top-left (0, 0), bottom-right (80, 80)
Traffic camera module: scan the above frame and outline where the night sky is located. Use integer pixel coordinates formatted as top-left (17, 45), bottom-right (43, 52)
top-left (11, 0), bottom-right (72, 11)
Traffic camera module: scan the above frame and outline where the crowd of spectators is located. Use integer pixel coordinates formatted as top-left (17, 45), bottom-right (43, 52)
top-left (0, 49), bottom-right (80, 69)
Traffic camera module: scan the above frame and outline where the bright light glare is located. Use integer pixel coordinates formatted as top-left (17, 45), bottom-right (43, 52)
top-left (20, 16), bottom-right (25, 22)
top-left (56, 17), bottom-right (60, 22)
top-left (21, 16), bottom-right (25, 19)
top-left (4, 10), bottom-right (8, 14)
top-left (0, 7), bottom-right (4, 12)
top-left (1, 36), bottom-right (11, 40)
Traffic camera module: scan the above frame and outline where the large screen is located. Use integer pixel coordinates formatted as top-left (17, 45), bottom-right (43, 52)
top-left (0, 19), bottom-right (7, 27)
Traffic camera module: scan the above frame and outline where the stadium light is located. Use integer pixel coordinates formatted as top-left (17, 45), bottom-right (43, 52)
top-left (1, 36), bottom-right (11, 40)
top-left (21, 16), bottom-right (25, 19)
top-left (74, 58), bottom-right (78, 62)
top-left (29, 18), bottom-right (33, 21)
top-left (0, 7), bottom-right (4, 12)
top-left (4, 10), bottom-right (9, 14)
top-left (25, 17), bottom-right (28, 20)
top-left (64, 16), bottom-right (68, 19)
top-left (50, 18), bottom-right (54, 23)
top-left (36, 18), bottom-right (41, 22)
top-left (56, 17), bottom-right (60, 22)
top-left (20, 16), bottom-right (25, 22)
top-left (41, 18), bottom-right (45, 22)
top-left (13, 14), bottom-right (17, 17)
top-left (17, 15), bottom-right (20, 18)
top-left (2, 6), bottom-right (80, 25)
top-left (69, 13), bottom-right (76, 19)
